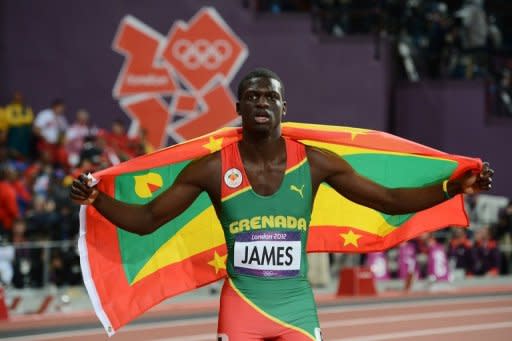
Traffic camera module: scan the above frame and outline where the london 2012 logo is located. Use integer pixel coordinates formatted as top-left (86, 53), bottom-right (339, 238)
top-left (112, 7), bottom-right (248, 148)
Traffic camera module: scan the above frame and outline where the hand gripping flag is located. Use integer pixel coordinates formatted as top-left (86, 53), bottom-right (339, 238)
top-left (78, 122), bottom-right (481, 335)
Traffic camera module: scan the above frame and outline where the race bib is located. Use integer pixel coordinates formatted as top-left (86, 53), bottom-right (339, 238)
top-left (234, 231), bottom-right (301, 277)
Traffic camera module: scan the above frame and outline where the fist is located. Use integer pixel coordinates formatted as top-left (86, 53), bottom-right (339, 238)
top-left (70, 174), bottom-right (99, 205)
top-left (458, 162), bottom-right (494, 195)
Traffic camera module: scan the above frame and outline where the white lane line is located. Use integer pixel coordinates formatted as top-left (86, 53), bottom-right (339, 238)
top-left (321, 306), bottom-right (512, 328)
top-left (319, 295), bottom-right (512, 314)
top-left (3, 295), bottom-right (511, 340)
top-left (0, 316), bottom-right (218, 341)
top-left (151, 333), bottom-right (215, 341)
top-left (137, 306), bottom-right (512, 341)
top-left (332, 321), bottom-right (512, 341)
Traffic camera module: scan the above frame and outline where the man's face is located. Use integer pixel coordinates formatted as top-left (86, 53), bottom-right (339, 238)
top-left (13, 92), bottom-right (23, 104)
top-left (54, 104), bottom-right (66, 115)
top-left (236, 77), bottom-right (286, 134)
top-left (77, 110), bottom-right (89, 124)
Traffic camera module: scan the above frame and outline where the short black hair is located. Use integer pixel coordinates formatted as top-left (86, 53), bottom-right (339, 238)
top-left (237, 68), bottom-right (284, 100)
top-left (51, 98), bottom-right (65, 108)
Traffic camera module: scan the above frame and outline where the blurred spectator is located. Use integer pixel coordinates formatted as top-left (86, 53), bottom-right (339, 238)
top-left (25, 195), bottom-right (59, 239)
top-left (54, 133), bottom-right (70, 171)
top-left (496, 202), bottom-right (512, 237)
top-left (32, 163), bottom-right (53, 198)
top-left (50, 245), bottom-right (81, 287)
top-left (47, 173), bottom-right (79, 240)
top-left (66, 109), bottom-right (95, 167)
top-left (0, 236), bottom-right (14, 286)
top-left (4, 92), bottom-right (34, 160)
top-left (312, 0), bottom-right (350, 37)
top-left (23, 150), bottom-right (53, 194)
top-left (494, 68), bottom-right (512, 116)
top-left (493, 201), bottom-right (512, 274)
top-left (0, 164), bottom-right (20, 237)
top-left (455, 0), bottom-right (488, 50)
top-left (425, 4), bottom-right (450, 78)
top-left (465, 194), bottom-right (482, 233)
top-left (471, 226), bottom-right (500, 276)
top-left (80, 134), bottom-right (120, 168)
top-left (0, 146), bottom-right (7, 164)
top-left (448, 228), bottom-right (473, 275)
top-left (11, 165), bottom-right (32, 216)
top-left (133, 128), bottom-right (154, 156)
top-left (78, 135), bottom-right (105, 167)
top-left (98, 119), bottom-right (135, 162)
top-left (33, 99), bottom-right (68, 162)
top-left (454, 0), bottom-right (489, 77)
top-left (312, 0), bottom-right (376, 37)
top-left (487, 15), bottom-right (502, 51)
top-left (413, 232), bottom-right (437, 279)
top-left (307, 253), bottom-right (331, 288)
top-left (11, 219), bottom-right (43, 288)
top-left (0, 106), bottom-right (6, 145)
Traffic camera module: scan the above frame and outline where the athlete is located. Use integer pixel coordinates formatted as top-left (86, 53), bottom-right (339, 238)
top-left (71, 68), bottom-right (494, 341)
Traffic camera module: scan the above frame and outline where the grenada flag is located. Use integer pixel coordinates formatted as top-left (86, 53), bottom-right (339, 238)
top-left (78, 122), bottom-right (481, 335)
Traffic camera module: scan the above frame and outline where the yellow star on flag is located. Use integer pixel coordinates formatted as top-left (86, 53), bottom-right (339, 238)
top-left (342, 127), bottom-right (368, 141)
top-left (203, 136), bottom-right (224, 153)
top-left (340, 229), bottom-right (362, 247)
top-left (208, 251), bottom-right (227, 274)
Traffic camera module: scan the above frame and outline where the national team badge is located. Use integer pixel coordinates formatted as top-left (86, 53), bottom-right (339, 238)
top-left (224, 168), bottom-right (242, 188)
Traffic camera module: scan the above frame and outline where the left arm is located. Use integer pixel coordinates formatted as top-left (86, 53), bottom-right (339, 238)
top-left (307, 147), bottom-right (493, 215)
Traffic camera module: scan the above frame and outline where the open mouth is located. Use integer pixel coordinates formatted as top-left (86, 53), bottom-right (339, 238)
top-left (254, 116), bottom-right (270, 123)
top-left (254, 113), bottom-right (270, 123)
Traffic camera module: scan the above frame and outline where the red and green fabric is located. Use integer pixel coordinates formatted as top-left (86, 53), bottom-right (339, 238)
top-left (78, 122), bottom-right (481, 335)
top-left (217, 139), bottom-right (318, 339)
top-left (218, 278), bottom-right (319, 340)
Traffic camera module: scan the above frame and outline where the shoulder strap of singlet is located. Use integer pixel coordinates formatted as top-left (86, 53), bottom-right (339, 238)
top-left (285, 138), bottom-right (307, 171)
top-left (221, 142), bottom-right (250, 200)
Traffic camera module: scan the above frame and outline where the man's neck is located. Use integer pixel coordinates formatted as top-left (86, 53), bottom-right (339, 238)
top-left (240, 129), bottom-right (284, 161)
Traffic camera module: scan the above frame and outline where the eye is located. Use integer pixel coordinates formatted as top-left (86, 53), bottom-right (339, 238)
top-left (246, 92), bottom-right (257, 101)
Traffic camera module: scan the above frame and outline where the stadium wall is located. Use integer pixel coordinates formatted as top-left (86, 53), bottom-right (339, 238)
top-left (2, 1), bottom-right (508, 196)
top-left (0, 0), bottom-right (390, 134)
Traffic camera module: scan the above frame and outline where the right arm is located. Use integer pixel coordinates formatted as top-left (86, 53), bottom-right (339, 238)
top-left (70, 153), bottom-right (220, 235)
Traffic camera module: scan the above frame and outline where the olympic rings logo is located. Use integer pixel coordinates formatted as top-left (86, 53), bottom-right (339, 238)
top-left (172, 39), bottom-right (232, 70)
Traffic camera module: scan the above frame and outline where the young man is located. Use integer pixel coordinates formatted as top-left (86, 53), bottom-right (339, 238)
top-left (71, 68), bottom-right (493, 341)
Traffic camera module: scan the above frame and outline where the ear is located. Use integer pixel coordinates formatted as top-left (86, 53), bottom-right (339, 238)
top-left (236, 102), bottom-right (241, 115)
top-left (282, 100), bottom-right (287, 116)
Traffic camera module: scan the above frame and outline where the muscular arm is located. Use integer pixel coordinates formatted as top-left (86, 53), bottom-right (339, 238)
top-left (307, 147), bottom-right (490, 215)
top-left (71, 153), bottom-right (221, 235)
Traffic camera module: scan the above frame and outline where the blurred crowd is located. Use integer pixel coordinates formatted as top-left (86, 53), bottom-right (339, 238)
top-left (1, 92), bottom-right (510, 290)
top-left (0, 0), bottom-right (511, 290)
top-left (0, 93), bottom-right (153, 288)
top-left (246, 0), bottom-right (512, 116)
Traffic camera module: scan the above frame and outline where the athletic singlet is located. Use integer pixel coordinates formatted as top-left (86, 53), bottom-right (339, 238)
top-left (217, 138), bottom-right (322, 341)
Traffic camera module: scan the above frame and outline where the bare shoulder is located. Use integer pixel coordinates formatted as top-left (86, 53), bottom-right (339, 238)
top-left (306, 146), bottom-right (344, 171)
top-left (306, 145), bottom-right (351, 183)
top-left (177, 151), bottom-right (222, 189)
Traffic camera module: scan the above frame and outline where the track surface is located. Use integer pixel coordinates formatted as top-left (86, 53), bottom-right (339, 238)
top-left (2, 293), bottom-right (511, 340)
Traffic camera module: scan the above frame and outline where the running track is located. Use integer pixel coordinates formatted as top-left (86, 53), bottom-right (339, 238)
top-left (2, 292), bottom-right (511, 340)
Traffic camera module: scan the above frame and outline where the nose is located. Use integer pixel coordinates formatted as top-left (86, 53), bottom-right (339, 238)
top-left (256, 96), bottom-right (269, 108)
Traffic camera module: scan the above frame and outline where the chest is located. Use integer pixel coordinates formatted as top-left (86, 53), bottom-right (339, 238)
top-left (220, 147), bottom-right (312, 225)
top-left (241, 158), bottom-right (286, 196)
